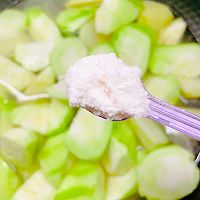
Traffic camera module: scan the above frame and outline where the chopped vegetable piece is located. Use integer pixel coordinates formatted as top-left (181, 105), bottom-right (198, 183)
top-left (159, 18), bottom-right (187, 45)
top-left (149, 44), bottom-right (200, 78)
top-left (79, 20), bottom-right (109, 49)
top-left (0, 157), bottom-right (21, 200)
top-left (66, 109), bottom-right (112, 160)
top-left (24, 67), bottom-right (56, 95)
top-left (51, 37), bottom-right (88, 78)
top-left (113, 25), bottom-right (152, 75)
top-left (39, 133), bottom-right (68, 187)
top-left (12, 170), bottom-right (55, 200)
top-left (102, 122), bottom-right (137, 175)
top-left (0, 100), bottom-right (16, 135)
top-left (0, 9), bottom-right (27, 31)
top-left (103, 137), bottom-right (133, 175)
top-left (144, 74), bottom-right (180, 104)
top-left (0, 108), bottom-right (13, 135)
top-left (0, 55), bottom-right (35, 91)
top-left (91, 43), bottom-right (115, 54)
top-left (55, 161), bottom-right (104, 200)
top-left (15, 42), bottom-right (54, 72)
top-left (178, 77), bottom-right (200, 98)
top-left (0, 31), bottom-right (30, 58)
top-left (105, 167), bottom-right (137, 200)
top-left (0, 128), bottom-right (39, 169)
top-left (138, 0), bottom-right (174, 32)
top-left (57, 8), bottom-right (95, 35)
top-left (135, 145), bottom-right (147, 164)
top-left (64, 153), bottom-right (77, 172)
top-left (47, 79), bottom-right (68, 100)
top-left (12, 100), bottom-right (75, 136)
top-left (0, 9), bottom-right (29, 57)
top-left (17, 163), bottom-right (39, 182)
top-left (129, 118), bottom-right (169, 151)
top-left (137, 146), bottom-right (200, 200)
top-left (25, 8), bottom-right (61, 42)
top-left (0, 87), bottom-right (8, 100)
top-left (95, 0), bottom-right (142, 34)
top-left (67, 0), bottom-right (102, 7)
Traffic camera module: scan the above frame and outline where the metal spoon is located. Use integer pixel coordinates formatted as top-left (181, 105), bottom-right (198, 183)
top-left (86, 91), bottom-right (200, 141)
top-left (146, 93), bottom-right (200, 141)
top-left (0, 80), bottom-right (50, 103)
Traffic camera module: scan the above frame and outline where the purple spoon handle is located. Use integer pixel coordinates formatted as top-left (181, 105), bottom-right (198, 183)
top-left (147, 94), bottom-right (200, 141)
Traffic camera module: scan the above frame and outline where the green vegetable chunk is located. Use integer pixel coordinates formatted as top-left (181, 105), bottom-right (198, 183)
top-left (25, 8), bottom-right (61, 42)
top-left (0, 9), bottom-right (27, 31)
top-left (95, 0), bottom-right (142, 35)
top-left (178, 77), bottom-right (200, 98)
top-left (0, 108), bottom-right (13, 135)
top-left (55, 161), bottom-right (105, 200)
top-left (12, 100), bottom-right (75, 136)
top-left (17, 163), bottom-right (39, 182)
top-left (15, 42), bottom-right (54, 72)
top-left (144, 74), bottom-right (180, 104)
top-left (12, 170), bottom-right (55, 200)
top-left (129, 118), bottom-right (169, 151)
top-left (67, 0), bottom-right (102, 7)
top-left (149, 44), bottom-right (200, 78)
top-left (91, 43), bottom-right (115, 54)
top-left (113, 25), bottom-right (153, 75)
top-left (138, 0), bottom-right (174, 32)
top-left (137, 146), bottom-right (200, 200)
top-left (0, 128), bottom-right (39, 169)
top-left (66, 109), bottom-right (112, 160)
top-left (0, 9), bottom-right (30, 57)
top-left (0, 99), bottom-right (16, 135)
top-left (79, 20), bottom-right (109, 50)
top-left (0, 55), bottom-right (35, 91)
top-left (102, 122), bottom-right (137, 175)
top-left (0, 87), bottom-right (8, 100)
top-left (57, 8), bottom-right (95, 35)
top-left (0, 157), bottom-right (21, 200)
top-left (159, 18), bottom-right (187, 45)
top-left (47, 79), bottom-right (68, 100)
top-left (39, 133), bottom-right (69, 187)
top-left (24, 67), bottom-right (56, 95)
top-left (51, 37), bottom-right (88, 78)
top-left (105, 167), bottom-right (137, 200)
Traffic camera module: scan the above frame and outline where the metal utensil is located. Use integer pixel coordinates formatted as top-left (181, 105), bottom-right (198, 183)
top-left (87, 90), bottom-right (200, 141)
top-left (147, 93), bottom-right (200, 141)
top-left (0, 80), bottom-right (50, 103)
